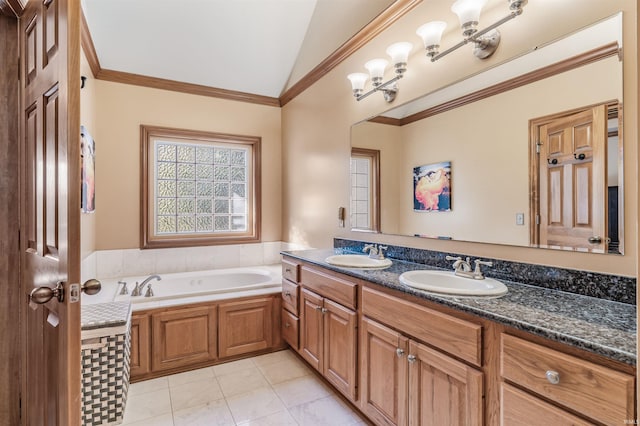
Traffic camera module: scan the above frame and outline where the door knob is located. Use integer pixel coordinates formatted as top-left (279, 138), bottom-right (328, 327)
top-left (30, 282), bottom-right (65, 304)
top-left (82, 278), bottom-right (102, 295)
top-left (29, 279), bottom-right (102, 306)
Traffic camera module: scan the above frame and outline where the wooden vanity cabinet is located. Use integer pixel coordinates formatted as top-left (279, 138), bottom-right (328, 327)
top-left (300, 287), bottom-right (358, 401)
top-left (360, 291), bottom-right (483, 426)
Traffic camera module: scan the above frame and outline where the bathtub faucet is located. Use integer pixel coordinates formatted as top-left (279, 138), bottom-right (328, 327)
top-left (132, 274), bottom-right (161, 296)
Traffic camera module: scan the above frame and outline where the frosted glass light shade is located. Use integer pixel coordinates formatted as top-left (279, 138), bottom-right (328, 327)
top-left (416, 21), bottom-right (447, 48)
top-left (364, 58), bottom-right (389, 86)
top-left (386, 42), bottom-right (413, 66)
top-left (451, 0), bottom-right (487, 35)
top-left (347, 72), bottom-right (368, 94)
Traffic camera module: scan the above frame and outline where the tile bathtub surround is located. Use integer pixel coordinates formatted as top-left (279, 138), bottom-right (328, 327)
top-left (87, 241), bottom-right (286, 280)
top-left (334, 238), bottom-right (636, 305)
top-left (120, 350), bottom-right (366, 426)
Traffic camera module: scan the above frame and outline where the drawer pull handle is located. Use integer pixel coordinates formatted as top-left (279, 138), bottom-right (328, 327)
top-left (407, 354), bottom-right (417, 363)
top-left (285, 268), bottom-right (291, 273)
top-left (284, 291), bottom-right (291, 297)
top-left (284, 322), bottom-right (291, 328)
top-left (545, 370), bottom-right (560, 384)
top-left (396, 348), bottom-right (405, 357)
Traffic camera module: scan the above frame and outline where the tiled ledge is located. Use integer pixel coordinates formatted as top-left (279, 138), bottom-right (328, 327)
top-left (334, 238), bottom-right (636, 305)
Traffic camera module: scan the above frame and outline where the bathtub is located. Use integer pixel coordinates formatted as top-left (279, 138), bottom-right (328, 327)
top-left (85, 265), bottom-right (283, 310)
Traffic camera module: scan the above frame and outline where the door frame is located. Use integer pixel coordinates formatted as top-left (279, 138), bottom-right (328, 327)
top-left (528, 100), bottom-right (622, 249)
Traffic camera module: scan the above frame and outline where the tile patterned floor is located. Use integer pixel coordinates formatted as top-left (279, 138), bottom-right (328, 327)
top-left (121, 350), bottom-right (367, 426)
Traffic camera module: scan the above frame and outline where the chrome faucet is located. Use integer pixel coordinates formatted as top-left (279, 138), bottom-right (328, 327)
top-left (131, 274), bottom-right (161, 296)
top-left (363, 244), bottom-right (388, 260)
top-left (446, 256), bottom-right (493, 279)
top-left (117, 280), bottom-right (129, 295)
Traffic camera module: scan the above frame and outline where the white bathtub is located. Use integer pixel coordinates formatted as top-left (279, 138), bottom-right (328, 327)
top-left (85, 265), bottom-right (282, 310)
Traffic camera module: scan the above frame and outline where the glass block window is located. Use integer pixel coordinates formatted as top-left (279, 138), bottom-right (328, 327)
top-left (141, 126), bottom-right (261, 248)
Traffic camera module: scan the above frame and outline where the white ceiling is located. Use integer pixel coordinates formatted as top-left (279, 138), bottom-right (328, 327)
top-left (81, 0), bottom-right (395, 99)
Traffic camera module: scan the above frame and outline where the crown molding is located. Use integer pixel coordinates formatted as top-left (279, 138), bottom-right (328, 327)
top-left (373, 42), bottom-right (620, 127)
top-left (96, 68), bottom-right (282, 107)
top-left (79, 0), bottom-right (422, 107)
top-left (279, 0), bottom-right (423, 107)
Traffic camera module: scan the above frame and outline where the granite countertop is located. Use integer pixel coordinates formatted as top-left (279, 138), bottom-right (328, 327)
top-left (283, 248), bottom-right (637, 366)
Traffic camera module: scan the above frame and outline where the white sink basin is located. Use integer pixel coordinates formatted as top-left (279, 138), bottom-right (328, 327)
top-left (325, 254), bottom-right (392, 269)
top-left (399, 270), bottom-right (508, 297)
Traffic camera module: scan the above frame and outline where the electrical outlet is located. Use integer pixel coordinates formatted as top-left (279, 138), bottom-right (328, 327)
top-left (516, 213), bottom-right (525, 225)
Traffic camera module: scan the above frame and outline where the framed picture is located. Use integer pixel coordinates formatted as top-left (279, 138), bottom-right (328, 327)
top-left (80, 125), bottom-right (96, 213)
top-left (413, 161), bottom-right (451, 212)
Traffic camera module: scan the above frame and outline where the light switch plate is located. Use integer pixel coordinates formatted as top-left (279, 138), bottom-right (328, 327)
top-left (516, 213), bottom-right (525, 225)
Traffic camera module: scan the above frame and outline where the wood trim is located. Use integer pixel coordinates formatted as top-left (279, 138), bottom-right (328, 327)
top-left (351, 147), bottom-right (381, 233)
top-left (393, 42), bottom-right (620, 126)
top-left (0, 0), bottom-right (24, 17)
top-left (98, 68), bottom-right (281, 107)
top-left (140, 125), bottom-right (262, 249)
top-left (80, 9), bottom-right (100, 77)
top-left (367, 115), bottom-right (402, 126)
top-left (279, 0), bottom-right (423, 106)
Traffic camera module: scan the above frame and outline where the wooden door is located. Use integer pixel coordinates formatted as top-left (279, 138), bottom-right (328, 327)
top-left (408, 340), bottom-right (483, 426)
top-left (19, 0), bottom-right (82, 423)
top-left (538, 105), bottom-right (608, 251)
top-left (300, 289), bottom-right (323, 371)
top-left (218, 297), bottom-right (274, 358)
top-left (360, 317), bottom-right (408, 426)
top-left (323, 298), bottom-right (357, 401)
top-left (151, 305), bottom-right (217, 371)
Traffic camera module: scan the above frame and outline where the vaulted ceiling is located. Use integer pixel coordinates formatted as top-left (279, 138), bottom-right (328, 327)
top-left (81, 0), bottom-right (402, 105)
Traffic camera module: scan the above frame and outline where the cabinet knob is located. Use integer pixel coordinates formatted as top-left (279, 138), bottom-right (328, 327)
top-left (321, 308), bottom-right (328, 314)
top-left (545, 370), bottom-right (560, 385)
top-left (407, 354), bottom-right (417, 363)
top-left (396, 348), bottom-right (405, 357)
top-left (284, 322), bottom-right (291, 328)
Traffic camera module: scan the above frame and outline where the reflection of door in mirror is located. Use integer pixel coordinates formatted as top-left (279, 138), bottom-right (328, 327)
top-left (531, 102), bottom-right (621, 253)
top-left (350, 148), bottom-right (380, 232)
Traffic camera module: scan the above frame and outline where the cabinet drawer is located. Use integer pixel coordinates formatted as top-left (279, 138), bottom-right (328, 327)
top-left (300, 266), bottom-right (357, 310)
top-left (282, 259), bottom-right (300, 283)
top-left (281, 309), bottom-right (299, 350)
top-left (282, 280), bottom-right (299, 315)
top-left (501, 383), bottom-right (595, 426)
top-left (501, 334), bottom-right (634, 425)
top-left (362, 287), bottom-right (481, 366)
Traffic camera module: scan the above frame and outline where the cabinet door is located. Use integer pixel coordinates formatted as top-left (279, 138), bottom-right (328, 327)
top-left (323, 298), bottom-right (358, 401)
top-left (152, 305), bottom-right (217, 371)
top-left (130, 313), bottom-right (151, 379)
top-left (300, 289), bottom-right (324, 371)
top-left (219, 297), bottom-right (274, 358)
top-left (360, 317), bottom-right (408, 426)
top-left (408, 340), bottom-right (483, 426)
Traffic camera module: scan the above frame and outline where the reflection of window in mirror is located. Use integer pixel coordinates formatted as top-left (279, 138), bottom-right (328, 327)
top-left (350, 148), bottom-right (380, 232)
top-left (530, 101), bottom-right (622, 254)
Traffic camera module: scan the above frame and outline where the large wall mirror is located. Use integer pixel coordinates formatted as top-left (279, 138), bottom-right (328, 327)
top-left (350, 13), bottom-right (624, 254)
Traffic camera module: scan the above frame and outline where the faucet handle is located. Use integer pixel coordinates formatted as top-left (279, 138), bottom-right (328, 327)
top-left (473, 259), bottom-right (493, 278)
top-left (117, 280), bottom-right (128, 295)
top-left (378, 245), bottom-right (388, 258)
top-left (144, 283), bottom-right (154, 298)
top-left (131, 281), bottom-right (141, 297)
top-left (445, 255), bottom-right (462, 262)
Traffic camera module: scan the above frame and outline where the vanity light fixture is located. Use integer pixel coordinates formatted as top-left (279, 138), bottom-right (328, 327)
top-left (417, 0), bottom-right (527, 62)
top-left (347, 41), bottom-right (413, 103)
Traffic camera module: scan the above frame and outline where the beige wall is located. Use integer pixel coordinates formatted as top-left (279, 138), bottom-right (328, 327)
top-left (80, 51), bottom-right (97, 259)
top-left (91, 81), bottom-right (282, 250)
top-left (282, 0), bottom-right (637, 276)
